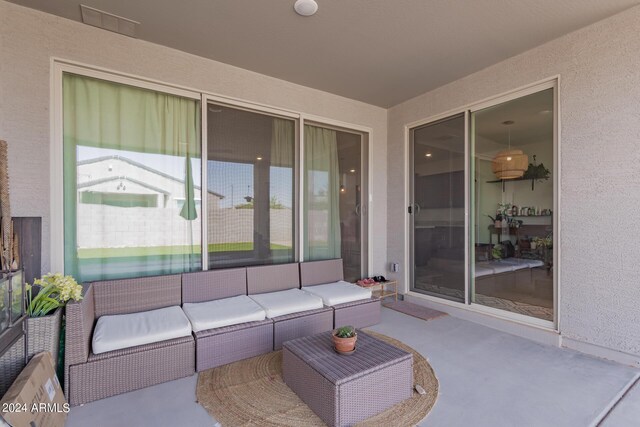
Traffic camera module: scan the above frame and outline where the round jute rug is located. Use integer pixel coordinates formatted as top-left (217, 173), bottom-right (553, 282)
top-left (196, 331), bottom-right (439, 426)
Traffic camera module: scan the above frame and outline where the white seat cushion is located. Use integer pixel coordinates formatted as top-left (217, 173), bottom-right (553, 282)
top-left (249, 288), bottom-right (324, 318)
top-left (182, 295), bottom-right (266, 332)
top-left (485, 261), bottom-right (516, 274)
top-left (511, 258), bottom-right (545, 268)
top-left (474, 266), bottom-right (494, 278)
top-left (92, 306), bottom-right (192, 355)
top-left (302, 281), bottom-right (372, 306)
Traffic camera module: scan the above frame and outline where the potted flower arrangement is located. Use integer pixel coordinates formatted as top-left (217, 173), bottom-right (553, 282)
top-left (25, 273), bottom-right (83, 367)
top-left (332, 325), bottom-right (357, 354)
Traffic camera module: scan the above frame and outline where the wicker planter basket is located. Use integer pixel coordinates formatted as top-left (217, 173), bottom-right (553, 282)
top-left (27, 307), bottom-right (62, 369)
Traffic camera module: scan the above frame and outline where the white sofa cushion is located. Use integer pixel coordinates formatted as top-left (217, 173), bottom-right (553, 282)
top-left (302, 281), bottom-right (372, 306)
top-left (249, 288), bottom-right (324, 318)
top-left (494, 258), bottom-right (529, 271)
top-left (182, 295), bottom-right (266, 332)
top-left (474, 265), bottom-right (495, 278)
top-left (92, 306), bottom-right (192, 355)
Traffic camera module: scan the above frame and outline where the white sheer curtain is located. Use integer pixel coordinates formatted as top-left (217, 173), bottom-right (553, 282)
top-left (63, 73), bottom-right (201, 281)
top-left (303, 125), bottom-right (341, 260)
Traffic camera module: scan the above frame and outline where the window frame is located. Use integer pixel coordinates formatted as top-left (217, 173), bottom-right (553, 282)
top-left (51, 59), bottom-right (374, 277)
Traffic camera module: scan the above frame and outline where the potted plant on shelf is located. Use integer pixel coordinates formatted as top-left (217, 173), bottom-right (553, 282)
top-left (332, 325), bottom-right (357, 354)
top-left (25, 273), bottom-right (83, 368)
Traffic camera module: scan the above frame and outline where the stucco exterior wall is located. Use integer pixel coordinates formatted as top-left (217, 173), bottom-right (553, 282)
top-left (0, 1), bottom-right (387, 276)
top-left (387, 6), bottom-right (640, 357)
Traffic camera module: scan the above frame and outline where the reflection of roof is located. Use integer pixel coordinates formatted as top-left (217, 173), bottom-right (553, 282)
top-left (78, 155), bottom-right (224, 198)
top-left (78, 176), bottom-right (171, 195)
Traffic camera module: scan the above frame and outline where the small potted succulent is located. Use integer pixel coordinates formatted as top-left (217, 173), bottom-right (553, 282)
top-left (332, 325), bottom-right (357, 354)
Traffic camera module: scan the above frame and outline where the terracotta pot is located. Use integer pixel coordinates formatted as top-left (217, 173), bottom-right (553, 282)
top-left (332, 330), bottom-right (357, 353)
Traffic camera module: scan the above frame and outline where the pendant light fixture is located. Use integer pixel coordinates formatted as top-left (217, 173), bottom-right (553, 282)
top-left (492, 120), bottom-right (528, 180)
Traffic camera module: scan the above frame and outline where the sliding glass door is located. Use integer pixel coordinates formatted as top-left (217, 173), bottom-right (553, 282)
top-left (304, 124), bottom-right (368, 282)
top-left (408, 84), bottom-right (556, 326)
top-left (471, 88), bottom-right (555, 322)
top-left (409, 114), bottom-right (466, 302)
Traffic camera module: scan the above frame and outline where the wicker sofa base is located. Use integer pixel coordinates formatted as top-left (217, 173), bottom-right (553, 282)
top-left (333, 298), bottom-right (381, 329)
top-left (194, 319), bottom-right (274, 371)
top-left (273, 307), bottom-right (333, 350)
top-left (68, 336), bottom-right (195, 406)
top-left (283, 333), bottom-right (413, 427)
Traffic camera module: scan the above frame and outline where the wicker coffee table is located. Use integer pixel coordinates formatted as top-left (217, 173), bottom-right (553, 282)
top-left (282, 331), bottom-right (413, 427)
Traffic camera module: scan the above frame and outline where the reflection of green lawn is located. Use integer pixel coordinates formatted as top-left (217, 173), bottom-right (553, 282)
top-left (78, 243), bottom-right (291, 258)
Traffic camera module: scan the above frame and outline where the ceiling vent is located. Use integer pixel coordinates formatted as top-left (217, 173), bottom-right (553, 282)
top-left (80, 5), bottom-right (139, 38)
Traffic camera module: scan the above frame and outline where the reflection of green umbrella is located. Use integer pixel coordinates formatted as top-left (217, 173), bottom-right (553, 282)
top-left (180, 154), bottom-right (197, 220)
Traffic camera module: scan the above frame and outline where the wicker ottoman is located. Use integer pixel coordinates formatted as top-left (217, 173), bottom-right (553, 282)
top-left (282, 331), bottom-right (413, 427)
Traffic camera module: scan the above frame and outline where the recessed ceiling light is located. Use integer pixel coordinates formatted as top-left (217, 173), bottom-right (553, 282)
top-left (425, 153), bottom-right (432, 158)
top-left (349, 169), bottom-right (356, 173)
top-left (539, 109), bottom-right (552, 115)
top-left (294, 0), bottom-right (318, 16)
top-left (256, 156), bottom-right (263, 161)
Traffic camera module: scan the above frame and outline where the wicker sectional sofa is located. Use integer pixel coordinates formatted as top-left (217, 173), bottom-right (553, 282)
top-left (64, 259), bottom-right (381, 405)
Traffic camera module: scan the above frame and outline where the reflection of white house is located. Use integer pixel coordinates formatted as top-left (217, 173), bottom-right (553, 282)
top-left (77, 156), bottom-right (223, 210)
top-left (75, 156), bottom-right (292, 249)
top-left (76, 156), bottom-right (223, 250)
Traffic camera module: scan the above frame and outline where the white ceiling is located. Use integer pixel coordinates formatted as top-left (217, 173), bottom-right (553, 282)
top-left (9, 0), bottom-right (639, 107)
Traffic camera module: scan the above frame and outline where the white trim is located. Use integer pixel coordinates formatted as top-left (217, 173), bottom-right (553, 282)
top-left (205, 94), bottom-right (299, 120)
top-left (468, 79), bottom-right (556, 112)
top-left (553, 76), bottom-right (561, 331)
top-left (54, 60), bottom-right (200, 99)
top-left (367, 132), bottom-right (373, 276)
top-left (200, 95), bottom-right (208, 270)
top-left (403, 125), bottom-right (411, 295)
top-left (294, 118), bottom-right (301, 263)
top-left (470, 301), bottom-right (555, 330)
top-left (299, 117), bottom-right (306, 262)
top-left (464, 110), bottom-right (470, 305)
top-left (300, 114), bottom-right (373, 134)
top-left (50, 60), bottom-right (64, 273)
top-left (560, 336), bottom-right (640, 368)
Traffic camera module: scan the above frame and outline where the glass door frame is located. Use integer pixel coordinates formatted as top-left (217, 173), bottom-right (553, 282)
top-left (300, 117), bottom-right (371, 279)
top-left (405, 78), bottom-right (559, 331)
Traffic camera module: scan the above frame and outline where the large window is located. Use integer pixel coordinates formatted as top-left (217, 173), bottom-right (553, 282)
top-left (60, 68), bottom-right (371, 282)
top-left (206, 104), bottom-right (295, 268)
top-left (63, 73), bottom-right (202, 281)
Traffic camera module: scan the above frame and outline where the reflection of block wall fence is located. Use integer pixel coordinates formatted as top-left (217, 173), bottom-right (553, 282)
top-left (207, 208), bottom-right (292, 246)
top-left (77, 205), bottom-right (292, 248)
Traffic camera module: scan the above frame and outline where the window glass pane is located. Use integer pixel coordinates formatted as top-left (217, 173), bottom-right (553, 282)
top-left (207, 104), bottom-right (295, 268)
top-left (471, 88), bottom-right (554, 322)
top-left (409, 115), bottom-right (466, 301)
top-left (63, 73), bottom-right (202, 281)
top-left (303, 125), bottom-right (366, 282)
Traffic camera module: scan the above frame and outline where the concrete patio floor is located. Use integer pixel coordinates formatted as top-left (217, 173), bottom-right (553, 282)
top-left (66, 307), bottom-right (640, 427)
